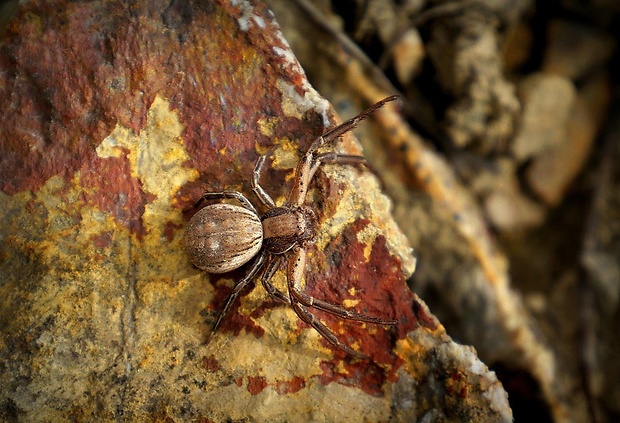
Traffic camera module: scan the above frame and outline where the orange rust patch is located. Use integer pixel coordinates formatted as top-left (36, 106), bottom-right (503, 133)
top-left (274, 376), bottom-right (306, 395)
top-left (91, 231), bottom-right (113, 249)
top-left (203, 355), bottom-right (221, 373)
top-left (247, 376), bottom-right (268, 395)
top-left (79, 154), bottom-right (150, 238)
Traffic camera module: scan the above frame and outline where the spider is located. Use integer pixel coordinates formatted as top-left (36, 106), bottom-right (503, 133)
top-left (185, 95), bottom-right (399, 357)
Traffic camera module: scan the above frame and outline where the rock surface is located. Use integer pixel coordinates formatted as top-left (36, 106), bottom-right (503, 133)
top-left (0, 1), bottom-right (509, 421)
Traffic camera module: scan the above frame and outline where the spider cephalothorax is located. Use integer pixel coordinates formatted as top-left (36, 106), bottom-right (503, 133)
top-left (185, 96), bottom-right (399, 357)
top-left (261, 205), bottom-right (317, 254)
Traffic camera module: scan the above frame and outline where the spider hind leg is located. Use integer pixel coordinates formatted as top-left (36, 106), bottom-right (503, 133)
top-left (290, 287), bottom-right (397, 325)
top-left (287, 247), bottom-right (395, 357)
top-left (291, 301), bottom-right (367, 359)
top-left (261, 255), bottom-right (290, 304)
top-left (207, 252), bottom-right (267, 339)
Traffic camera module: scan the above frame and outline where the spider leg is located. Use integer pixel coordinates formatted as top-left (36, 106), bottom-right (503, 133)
top-left (195, 190), bottom-right (258, 214)
top-left (208, 251), bottom-right (267, 339)
top-left (306, 95), bottom-right (399, 154)
top-left (252, 153), bottom-right (277, 208)
top-left (290, 301), bottom-right (366, 358)
top-left (288, 151), bottom-right (316, 207)
top-left (314, 152), bottom-right (367, 166)
top-left (291, 292), bottom-right (397, 325)
top-left (287, 246), bottom-right (382, 358)
top-left (313, 153), bottom-right (386, 190)
top-left (261, 255), bottom-right (290, 304)
top-left (288, 96), bottom-right (398, 206)
top-left (287, 248), bottom-right (397, 325)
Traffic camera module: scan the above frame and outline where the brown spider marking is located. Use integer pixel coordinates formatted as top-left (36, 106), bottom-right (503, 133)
top-left (185, 96), bottom-right (401, 358)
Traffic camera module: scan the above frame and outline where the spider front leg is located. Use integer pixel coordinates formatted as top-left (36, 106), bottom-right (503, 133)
top-left (195, 190), bottom-right (257, 214)
top-left (305, 95), bottom-right (399, 155)
top-left (288, 96), bottom-right (399, 207)
top-left (288, 151), bottom-right (375, 207)
top-left (252, 153), bottom-right (277, 209)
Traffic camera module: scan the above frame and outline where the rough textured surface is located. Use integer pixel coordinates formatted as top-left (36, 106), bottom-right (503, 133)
top-left (265, 1), bottom-right (619, 422)
top-left (511, 73), bottom-right (576, 162)
top-left (0, 1), bottom-right (509, 421)
top-left (423, 1), bottom-right (525, 154)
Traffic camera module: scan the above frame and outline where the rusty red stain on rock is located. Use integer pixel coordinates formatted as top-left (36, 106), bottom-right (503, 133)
top-left (308, 219), bottom-right (418, 351)
top-left (294, 219), bottom-right (419, 393)
top-left (91, 231), bottom-right (113, 249)
top-left (447, 370), bottom-right (469, 399)
top-left (1, 0), bottom-right (302, 238)
top-left (208, 273), bottom-right (265, 339)
top-left (247, 376), bottom-right (268, 395)
top-left (412, 297), bottom-right (438, 330)
top-left (203, 355), bottom-right (221, 373)
top-left (274, 376), bottom-right (306, 395)
top-left (79, 154), bottom-right (149, 238)
top-left (460, 384), bottom-right (469, 399)
top-left (318, 360), bottom-right (389, 397)
top-left (163, 221), bottom-right (183, 242)
top-left (0, 5), bottom-right (149, 195)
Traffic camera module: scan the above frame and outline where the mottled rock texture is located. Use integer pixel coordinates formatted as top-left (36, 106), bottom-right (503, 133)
top-left (0, 1), bottom-right (509, 422)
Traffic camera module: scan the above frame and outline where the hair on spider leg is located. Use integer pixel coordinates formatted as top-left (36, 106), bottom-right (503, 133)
top-left (185, 96), bottom-right (400, 358)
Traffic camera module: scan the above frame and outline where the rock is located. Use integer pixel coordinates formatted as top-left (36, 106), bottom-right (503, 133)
top-left (526, 73), bottom-right (610, 205)
top-left (482, 160), bottom-right (546, 231)
top-left (392, 28), bottom-right (425, 86)
top-left (424, 3), bottom-right (522, 153)
top-left (511, 72), bottom-right (577, 162)
top-left (0, 0), bottom-right (510, 421)
top-left (542, 19), bottom-right (615, 81)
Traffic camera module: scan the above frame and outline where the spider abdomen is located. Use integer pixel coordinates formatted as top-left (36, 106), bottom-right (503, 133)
top-left (185, 203), bottom-right (263, 273)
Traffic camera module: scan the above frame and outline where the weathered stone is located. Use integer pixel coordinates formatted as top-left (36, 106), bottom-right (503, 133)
top-left (511, 72), bottom-right (577, 162)
top-left (0, 1), bottom-right (509, 421)
top-left (526, 73), bottom-right (610, 205)
top-left (542, 18), bottom-right (615, 80)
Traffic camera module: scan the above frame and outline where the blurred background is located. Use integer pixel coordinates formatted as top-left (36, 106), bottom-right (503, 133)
top-left (264, 1), bottom-right (620, 422)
